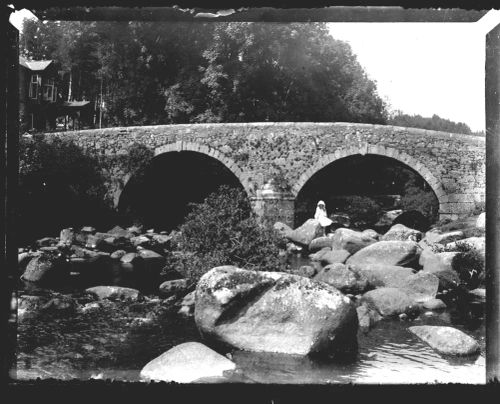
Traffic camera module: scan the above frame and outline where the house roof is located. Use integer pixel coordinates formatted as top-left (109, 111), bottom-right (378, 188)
top-left (19, 56), bottom-right (53, 71)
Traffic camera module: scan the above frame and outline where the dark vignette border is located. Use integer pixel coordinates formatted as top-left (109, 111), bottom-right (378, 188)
top-left (2, 0), bottom-right (499, 399)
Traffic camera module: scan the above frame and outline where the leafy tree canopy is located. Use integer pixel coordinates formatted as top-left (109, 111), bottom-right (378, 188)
top-left (20, 20), bottom-right (388, 126)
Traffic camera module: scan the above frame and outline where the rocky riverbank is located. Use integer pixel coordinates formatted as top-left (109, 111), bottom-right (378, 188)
top-left (13, 212), bottom-right (486, 383)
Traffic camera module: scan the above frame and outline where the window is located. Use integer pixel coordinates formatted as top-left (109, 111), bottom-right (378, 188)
top-left (29, 74), bottom-right (41, 99)
top-left (42, 77), bottom-right (56, 102)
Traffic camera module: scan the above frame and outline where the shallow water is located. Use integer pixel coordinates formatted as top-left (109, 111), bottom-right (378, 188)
top-left (12, 254), bottom-right (486, 385)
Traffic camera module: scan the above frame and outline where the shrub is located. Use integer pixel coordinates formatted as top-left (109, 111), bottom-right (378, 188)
top-left (445, 241), bottom-right (485, 290)
top-left (18, 135), bottom-right (112, 244)
top-left (164, 185), bottom-right (287, 283)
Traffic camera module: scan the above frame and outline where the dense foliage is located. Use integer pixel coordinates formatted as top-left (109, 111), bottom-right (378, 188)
top-left (448, 242), bottom-right (485, 290)
top-left (18, 136), bottom-right (156, 244)
top-left (164, 186), bottom-right (287, 283)
top-left (20, 20), bottom-right (387, 126)
top-left (18, 135), bottom-right (111, 243)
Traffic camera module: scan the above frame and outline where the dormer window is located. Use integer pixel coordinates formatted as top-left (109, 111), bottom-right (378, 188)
top-left (29, 74), bottom-right (41, 99)
top-left (43, 78), bottom-right (56, 102)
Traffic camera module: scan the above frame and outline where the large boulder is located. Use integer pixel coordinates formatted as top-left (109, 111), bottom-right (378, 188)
top-left (159, 279), bottom-right (189, 298)
top-left (346, 240), bottom-right (421, 268)
top-left (286, 219), bottom-right (324, 247)
top-left (422, 230), bottom-right (465, 246)
top-left (349, 264), bottom-right (414, 289)
top-left (409, 326), bottom-right (480, 356)
top-left (420, 249), bottom-right (460, 290)
top-left (362, 229), bottom-right (380, 240)
top-left (273, 222), bottom-right (293, 238)
top-left (319, 249), bottom-right (351, 266)
top-left (402, 272), bottom-right (439, 303)
top-left (314, 263), bottom-right (368, 295)
top-left (308, 236), bottom-right (333, 253)
top-left (360, 287), bottom-right (417, 317)
top-left (21, 252), bottom-right (69, 286)
top-left (140, 342), bottom-right (236, 383)
top-left (330, 228), bottom-right (377, 255)
top-left (381, 224), bottom-right (422, 242)
top-left (195, 266), bottom-right (358, 357)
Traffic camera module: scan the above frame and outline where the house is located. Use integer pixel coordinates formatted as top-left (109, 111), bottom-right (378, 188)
top-left (19, 56), bottom-right (95, 132)
top-left (19, 56), bottom-right (62, 132)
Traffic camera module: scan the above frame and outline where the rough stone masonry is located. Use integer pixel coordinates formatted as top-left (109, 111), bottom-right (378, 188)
top-left (43, 122), bottom-right (485, 226)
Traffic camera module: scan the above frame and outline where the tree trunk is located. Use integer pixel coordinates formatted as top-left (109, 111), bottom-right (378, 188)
top-left (68, 71), bottom-right (72, 101)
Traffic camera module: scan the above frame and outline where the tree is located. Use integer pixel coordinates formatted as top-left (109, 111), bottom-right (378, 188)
top-left (164, 23), bottom-right (388, 124)
top-left (388, 111), bottom-right (473, 135)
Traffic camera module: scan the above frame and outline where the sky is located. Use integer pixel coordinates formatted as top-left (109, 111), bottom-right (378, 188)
top-left (9, 7), bottom-right (500, 132)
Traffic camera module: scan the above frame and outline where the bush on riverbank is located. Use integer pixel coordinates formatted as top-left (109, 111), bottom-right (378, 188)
top-left (449, 242), bottom-right (485, 290)
top-left (163, 186), bottom-right (287, 283)
top-left (18, 135), bottom-right (112, 244)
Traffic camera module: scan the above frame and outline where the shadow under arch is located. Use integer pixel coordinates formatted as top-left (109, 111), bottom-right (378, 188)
top-left (292, 144), bottom-right (447, 226)
top-left (117, 142), bottom-right (250, 231)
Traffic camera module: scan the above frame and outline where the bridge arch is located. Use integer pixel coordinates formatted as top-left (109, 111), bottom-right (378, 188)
top-left (291, 143), bottom-right (447, 215)
top-left (153, 141), bottom-right (253, 197)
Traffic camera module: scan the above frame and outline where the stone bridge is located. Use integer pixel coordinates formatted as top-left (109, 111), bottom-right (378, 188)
top-left (46, 122), bottom-right (485, 226)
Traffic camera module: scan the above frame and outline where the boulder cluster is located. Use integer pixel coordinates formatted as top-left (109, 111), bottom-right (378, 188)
top-left (16, 213), bottom-right (485, 383)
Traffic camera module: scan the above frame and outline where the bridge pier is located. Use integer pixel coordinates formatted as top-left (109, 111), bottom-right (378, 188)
top-left (250, 189), bottom-right (295, 228)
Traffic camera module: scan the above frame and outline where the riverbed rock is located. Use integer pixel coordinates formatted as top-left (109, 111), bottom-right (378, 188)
top-left (177, 291), bottom-right (196, 317)
top-left (362, 229), bottom-right (380, 240)
top-left (140, 342), bottom-right (236, 383)
top-left (35, 237), bottom-right (58, 248)
top-left (314, 263), bottom-right (368, 295)
top-left (40, 295), bottom-right (77, 316)
top-left (131, 235), bottom-right (151, 248)
top-left (356, 304), bottom-right (382, 333)
top-left (392, 210), bottom-right (430, 232)
top-left (273, 222), bottom-right (293, 237)
top-left (446, 237), bottom-right (485, 257)
top-left (59, 228), bottom-right (75, 245)
top-left (309, 247), bottom-right (331, 261)
top-left (360, 287), bottom-right (417, 317)
top-left (319, 249), bottom-right (351, 266)
top-left (18, 252), bottom-right (35, 273)
top-left (107, 225), bottom-right (134, 239)
top-left (286, 219), bottom-right (324, 247)
top-left (381, 224), bottom-right (422, 242)
top-left (295, 265), bottom-right (316, 278)
top-left (159, 279), bottom-right (189, 298)
top-left (346, 240), bottom-right (421, 268)
top-left (375, 209), bottom-right (403, 228)
top-left (21, 252), bottom-right (69, 286)
top-left (476, 212), bottom-right (485, 230)
top-left (349, 264), bottom-right (414, 289)
top-left (195, 266), bottom-right (358, 357)
top-left (422, 230), bottom-right (465, 246)
top-left (308, 236), bottom-right (333, 252)
top-left (420, 250), bottom-right (460, 290)
top-left (85, 286), bottom-right (140, 301)
top-left (330, 213), bottom-right (351, 229)
top-left (331, 228), bottom-right (377, 255)
top-left (423, 298), bottom-right (447, 310)
top-left (110, 250), bottom-right (127, 260)
top-left (403, 272), bottom-right (440, 303)
top-left (408, 326), bottom-right (480, 356)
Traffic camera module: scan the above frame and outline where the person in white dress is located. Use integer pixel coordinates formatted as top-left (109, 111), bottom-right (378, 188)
top-left (314, 200), bottom-right (333, 235)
